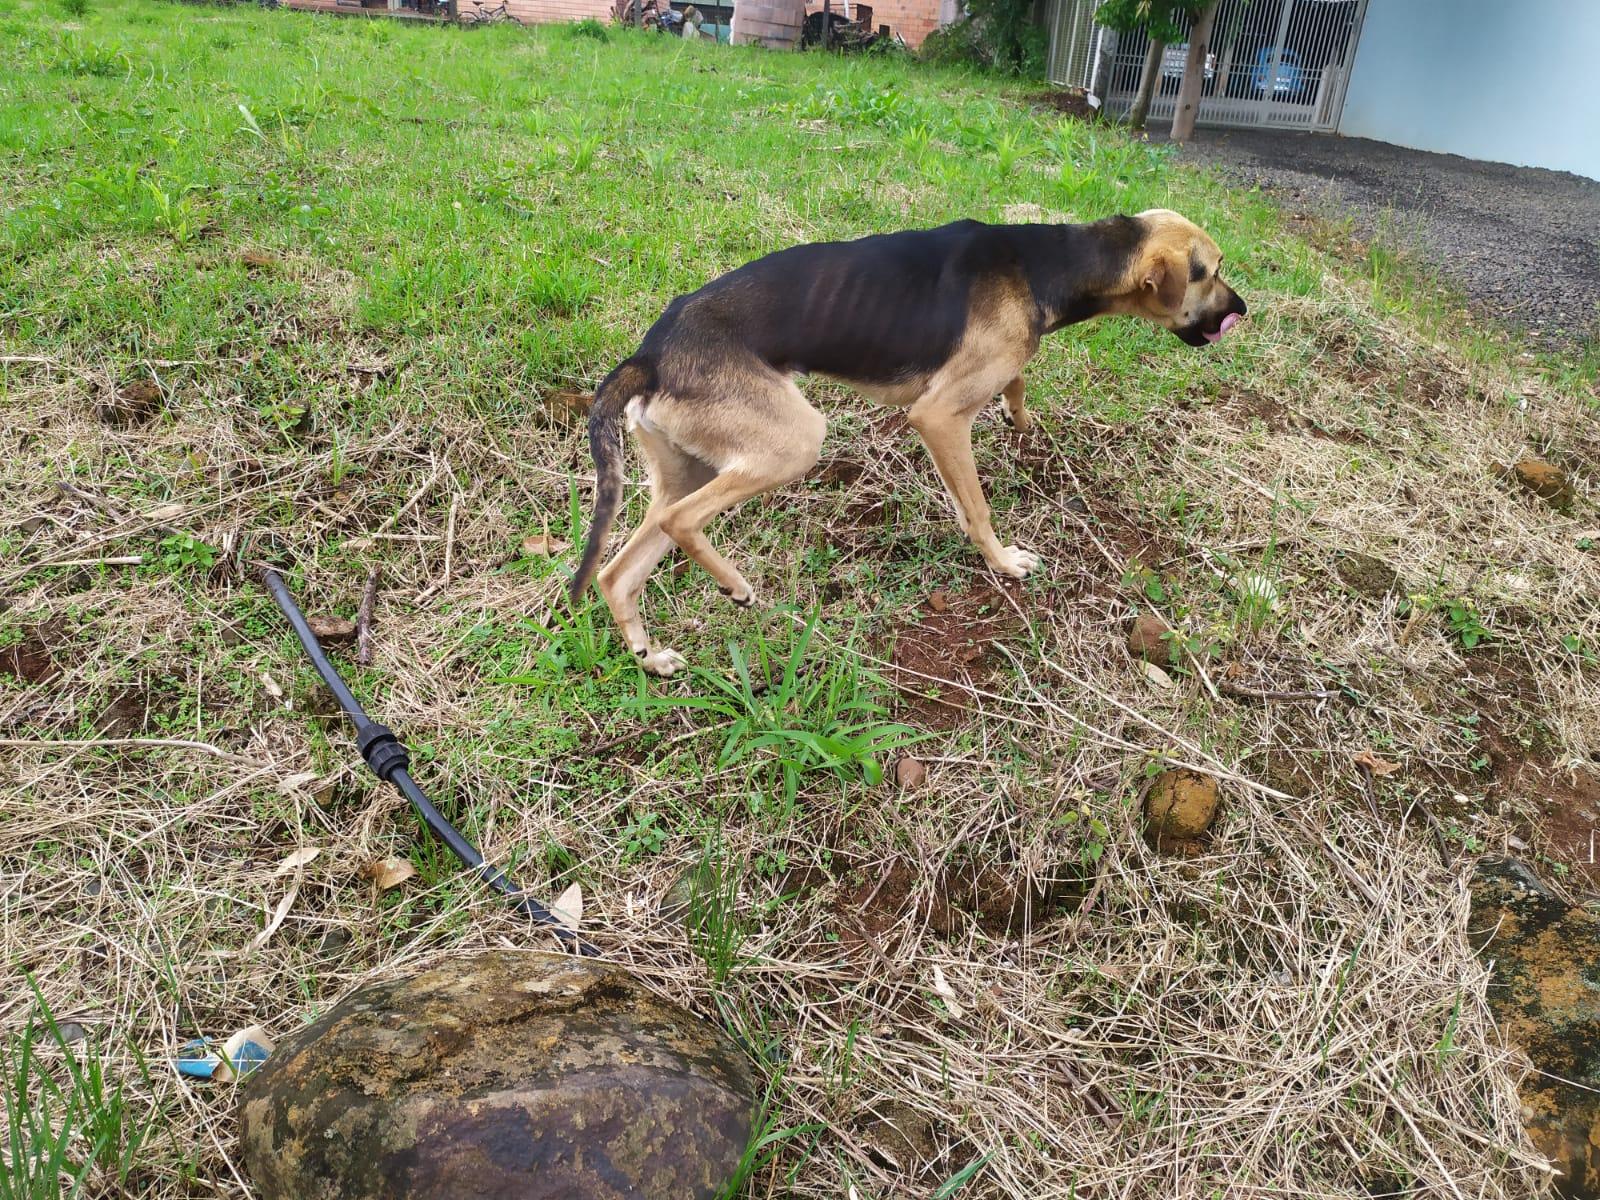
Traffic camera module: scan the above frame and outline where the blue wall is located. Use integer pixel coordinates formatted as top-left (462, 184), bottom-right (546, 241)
top-left (1339, 0), bottom-right (1600, 181)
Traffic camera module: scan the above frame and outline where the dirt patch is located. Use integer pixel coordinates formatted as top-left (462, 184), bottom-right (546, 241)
top-left (836, 861), bottom-right (958, 952)
top-left (1, 637), bottom-right (59, 684)
top-left (1333, 551), bottom-right (1402, 599)
top-left (887, 586), bottom-right (1023, 730)
top-left (1028, 88), bottom-right (1100, 122)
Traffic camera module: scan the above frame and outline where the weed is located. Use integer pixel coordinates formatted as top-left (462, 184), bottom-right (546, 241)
top-left (1, 981), bottom-right (167, 1200)
top-left (629, 612), bottom-right (917, 809)
top-left (683, 833), bottom-right (751, 984)
top-left (153, 533), bottom-right (217, 576)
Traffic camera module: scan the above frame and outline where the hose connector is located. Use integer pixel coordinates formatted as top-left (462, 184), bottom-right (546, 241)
top-left (356, 722), bottom-right (411, 782)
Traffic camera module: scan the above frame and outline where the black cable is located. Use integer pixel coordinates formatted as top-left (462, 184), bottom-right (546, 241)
top-left (262, 569), bottom-right (596, 955)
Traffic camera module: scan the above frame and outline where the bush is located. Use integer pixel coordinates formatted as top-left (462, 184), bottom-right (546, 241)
top-left (920, 0), bottom-right (1046, 77)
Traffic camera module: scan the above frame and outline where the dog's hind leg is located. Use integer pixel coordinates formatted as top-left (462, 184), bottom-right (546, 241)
top-left (998, 374), bottom-right (1032, 434)
top-left (655, 380), bottom-right (826, 604)
top-left (597, 428), bottom-right (714, 676)
top-left (910, 382), bottom-right (1041, 579)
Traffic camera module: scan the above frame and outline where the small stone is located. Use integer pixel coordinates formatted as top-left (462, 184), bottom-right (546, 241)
top-left (926, 591), bottom-right (949, 613)
top-left (1143, 769), bottom-right (1219, 840)
top-left (1126, 615), bottom-right (1177, 665)
top-left (1506, 457), bottom-right (1575, 514)
top-left (238, 951), bottom-right (756, 1200)
top-left (895, 756), bottom-right (927, 789)
top-left (307, 615), bottom-right (357, 644)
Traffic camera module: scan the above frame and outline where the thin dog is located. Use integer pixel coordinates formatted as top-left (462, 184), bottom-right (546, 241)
top-left (568, 209), bottom-right (1247, 675)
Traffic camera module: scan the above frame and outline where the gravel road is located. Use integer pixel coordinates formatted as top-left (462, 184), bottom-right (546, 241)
top-left (1171, 128), bottom-right (1600, 346)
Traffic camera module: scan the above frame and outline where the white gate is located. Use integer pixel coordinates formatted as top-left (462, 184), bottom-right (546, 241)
top-left (1050, 0), bottom-right (1368, 134)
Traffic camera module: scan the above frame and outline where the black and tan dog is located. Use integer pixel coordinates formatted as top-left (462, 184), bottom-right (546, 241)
top-left (568, 209), bottom-right (1246, 675)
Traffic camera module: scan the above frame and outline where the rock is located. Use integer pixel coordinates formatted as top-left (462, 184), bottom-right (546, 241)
top-left (895, 756), bottom-right (927, 789)
top-left (1470, 858), bottom-right (1600, 1198)
top-left (1498, 457), bottom-right (1575, 514)
top-left (307, 615), bottom-right (357, 645)
top-left (1126, 614), bottom-right (1177, 665)
top-left (238, 951), bottom-right (756, 1200)
top-left (1143, 769), bottom-right (1219, 841)
top-left (1333, 551), bottom-right (1401, 598)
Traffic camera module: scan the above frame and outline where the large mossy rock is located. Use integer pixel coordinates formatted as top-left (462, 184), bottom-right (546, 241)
top-left (1471, 858), bottom-right (1600, 1198)
top-left (238, 950), bottom-right (757, 1200)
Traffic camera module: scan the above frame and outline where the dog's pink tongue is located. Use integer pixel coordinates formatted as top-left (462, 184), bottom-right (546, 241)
top-left (1205, 312), bottom-right (1242, 344)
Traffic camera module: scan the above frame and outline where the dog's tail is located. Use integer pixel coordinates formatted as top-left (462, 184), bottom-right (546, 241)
top-left (568, 358), bottom-right (655, 607)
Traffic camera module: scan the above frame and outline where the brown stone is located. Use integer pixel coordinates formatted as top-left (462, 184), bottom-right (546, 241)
top-left (1126, 615), bottom-right (1177, 665)
top-left (1470, 859), bottom-right (1600, 1198)
top-left (238, 951), bottom-right (757, 1200)
top-left (1505, 457), bottom-right (1575, 514)
top-left (1143, 769), bottom-right (1219, 840)
top-left (894, 756), bottom-right (927, 789)
top-left (307, 615), bottom-right (357, 644)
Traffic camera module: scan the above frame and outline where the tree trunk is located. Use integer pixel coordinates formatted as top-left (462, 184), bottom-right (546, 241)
top-left (1170, 0), bottom-right (1219, 142)
top-left (1127, 35), bottom-right (1164, 130)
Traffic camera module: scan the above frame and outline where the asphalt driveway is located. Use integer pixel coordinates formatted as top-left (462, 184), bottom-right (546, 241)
top-left (1171, 128), bottom-right (1600, 346)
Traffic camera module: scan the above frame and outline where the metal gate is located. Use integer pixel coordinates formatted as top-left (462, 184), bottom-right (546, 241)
top-left (1049, 0), bottom-right (1368, 133)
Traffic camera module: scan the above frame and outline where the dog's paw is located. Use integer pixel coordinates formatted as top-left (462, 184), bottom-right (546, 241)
top-left (991, 546), bottom-right (1042, 579)
top-left (637, 647), bottom-right (687, 677)
top-left (998, 403), bottom-right (1033, 434)
top-left (719, 583), bottom-right (757, 608)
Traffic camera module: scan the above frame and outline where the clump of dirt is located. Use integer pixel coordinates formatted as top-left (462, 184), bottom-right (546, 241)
top-left (1495, 457), bottom-right (1576, 514)
top-left (540, 389), bottom-right (591, 427)
top-left (1028, 88), bottom-right (1100, 121)
top-left (1, 636), bottom-right (58, 684)
top-left (810, 458), bottom-right (865, 488)
top-left (96, 379), bottom-right (164, 427)
top-left (307, 615), bottom-right (357, 645)
top-left (836, 861), bottom-right (958, 950)
top-left (1144, 769), bottom-right (1219, 843)
top-left (944, 859), bottom-right (1082, 937)
top-left (1333, 551), bottom-right (1402, 598)
top-left (95, 683), bottom-right (180, 737)
top-left (888, 586), bottom-right (1023, 730)
top-left (855, 1100), bottom-right (941, 1172)
top-left (1126, 614), bottom-right (1177, 665)
top-left (835, 855), bottom-right (1080, 946)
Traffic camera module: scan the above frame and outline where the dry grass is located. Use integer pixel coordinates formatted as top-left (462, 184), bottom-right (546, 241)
top-left (4, 4), bottom-right (1600, 1198)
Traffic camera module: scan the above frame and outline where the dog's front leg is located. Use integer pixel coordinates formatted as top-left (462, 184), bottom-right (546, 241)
top-left (909, 387), bottom-right (1041, 580)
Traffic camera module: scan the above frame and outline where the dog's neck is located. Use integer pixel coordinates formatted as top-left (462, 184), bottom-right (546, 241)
top-left (1005, 220), bottom-right (1143, 334)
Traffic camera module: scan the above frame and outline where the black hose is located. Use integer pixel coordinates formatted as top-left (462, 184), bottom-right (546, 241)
top-left (262, 569), bottom-right (596, 955)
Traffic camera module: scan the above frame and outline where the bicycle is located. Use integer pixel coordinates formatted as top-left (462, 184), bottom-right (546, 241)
top-left (461, 0), bottom-right (523, 24)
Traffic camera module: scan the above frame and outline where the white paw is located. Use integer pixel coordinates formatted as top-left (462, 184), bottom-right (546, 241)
top-left (991, 546), bottom-right (1041, 579)
top-left (638, 648), bottom-right (687, 677)
top-left (721, 583), bottom-right (757, 609)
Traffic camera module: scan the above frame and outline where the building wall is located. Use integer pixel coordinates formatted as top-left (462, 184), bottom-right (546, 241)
top-left (1339, 0), bottom-right (1600, 181)
top-left (287, 0), bottom-right (941, 45)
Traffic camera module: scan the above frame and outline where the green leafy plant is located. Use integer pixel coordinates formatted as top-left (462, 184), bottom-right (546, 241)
top-left (683, 835), bottom-right (750, 985)
top-left (629, 613), bottom-right (916, 809)
top-left (154, 533), bottom-right (216, 576)
top-left (620, 809), bottom-right (669, 859)
top-left (1444, 598), bottom-right (1490, 649)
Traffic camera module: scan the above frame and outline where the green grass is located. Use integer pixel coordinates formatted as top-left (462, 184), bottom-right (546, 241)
top-left (3, 2), bottom-right (1597, 1198)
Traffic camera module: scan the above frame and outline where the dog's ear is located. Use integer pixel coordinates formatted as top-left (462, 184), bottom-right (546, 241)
top-left (1140, 248), bottom-right (1188, 312)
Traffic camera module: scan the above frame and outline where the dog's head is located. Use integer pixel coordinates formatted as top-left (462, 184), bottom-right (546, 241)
top-left (1128, 209), bottom-right (1247, 347)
